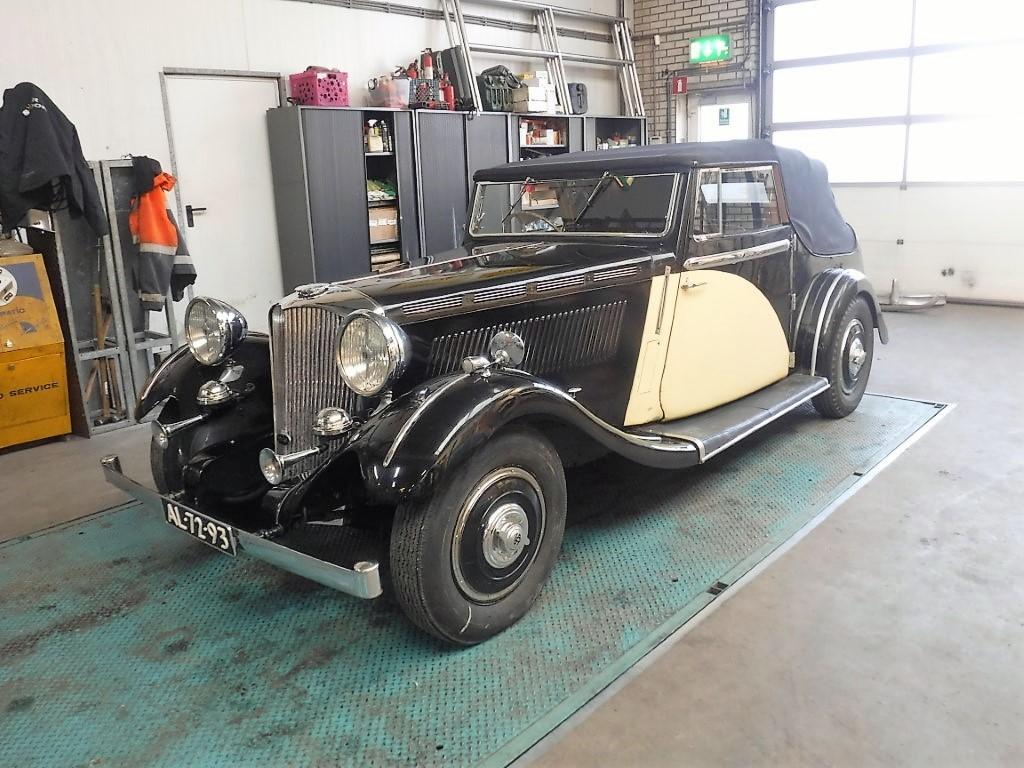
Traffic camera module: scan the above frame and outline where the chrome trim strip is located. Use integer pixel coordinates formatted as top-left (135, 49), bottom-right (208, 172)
top-left (383, 374), bottom-right (469, 467)
top-left (100, 456), bottom-right (382, 599)
top-left (810, 272), bottom-right (846, 376)
top-left (683, 239), bottom-right (791, 270)
top-left (385, 254), bottom-right (660, 321)
top-left (593, 264), bottom-right (641, 281)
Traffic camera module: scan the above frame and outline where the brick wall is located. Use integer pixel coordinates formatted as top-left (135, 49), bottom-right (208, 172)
top-left (632, 0), bottom-right (760, 142)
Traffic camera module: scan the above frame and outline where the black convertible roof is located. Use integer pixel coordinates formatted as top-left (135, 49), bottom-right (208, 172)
top-left (474, 140), bottom-right (857, 256)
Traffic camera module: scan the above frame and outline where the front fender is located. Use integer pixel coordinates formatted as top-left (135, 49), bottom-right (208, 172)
top-left (135, 333), bottom-right (272, 421)
top-left (346, 369), bottom-right (698, 504)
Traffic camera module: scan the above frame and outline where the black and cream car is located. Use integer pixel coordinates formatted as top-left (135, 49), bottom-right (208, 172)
top-left (103, 140), bottom-right (888, 645)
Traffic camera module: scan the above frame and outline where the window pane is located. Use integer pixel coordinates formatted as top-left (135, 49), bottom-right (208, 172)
top-left (915, 0), bottom-right (1024, 45)
top-left (906, 120), bottom-right (1024, 182)
top-left (774, 0), bottom-right (913, 60)
top-left (696, 169), bottom-right (781, 236)
top-left (773, 126), bottom-right (907, 183)
top-left (773, 59), bottom-right (910, 123)
top-left (911, 48), bottom-right (1020, 117)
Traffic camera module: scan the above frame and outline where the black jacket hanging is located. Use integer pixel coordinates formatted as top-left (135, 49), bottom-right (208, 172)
top-left (0, 82), bottom-right (108, 236)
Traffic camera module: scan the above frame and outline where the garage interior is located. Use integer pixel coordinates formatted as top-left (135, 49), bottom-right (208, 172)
top-left (1, 0), bottom-right (1022, 766)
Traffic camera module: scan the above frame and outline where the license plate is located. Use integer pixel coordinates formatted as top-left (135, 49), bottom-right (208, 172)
top-left (163, 501), bottom-right (238, 556)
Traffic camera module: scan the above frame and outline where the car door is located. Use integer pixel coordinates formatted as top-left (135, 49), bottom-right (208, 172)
top-left (658, 164), bottom-right (795, 420)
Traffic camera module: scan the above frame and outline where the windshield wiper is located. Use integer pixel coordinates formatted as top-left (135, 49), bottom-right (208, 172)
top-left (499, 176), bottom-right (537, 226)
top-left (570, 171), bottom-right (620, 227)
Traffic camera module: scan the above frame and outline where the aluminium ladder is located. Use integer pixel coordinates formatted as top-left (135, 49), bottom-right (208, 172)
top-left (438, 0), bottom-right (645, 117)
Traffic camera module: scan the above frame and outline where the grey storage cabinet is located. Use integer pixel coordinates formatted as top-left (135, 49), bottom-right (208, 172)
top-left (268, 107), bottom-right (649, 274)
top-left (583, 116), bottom-right (647, 151)
top-left (267, 106), bottom-right (420, 288)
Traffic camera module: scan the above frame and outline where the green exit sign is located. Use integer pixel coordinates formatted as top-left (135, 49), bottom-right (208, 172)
top-left (690, 34), bottom-right (732, 64)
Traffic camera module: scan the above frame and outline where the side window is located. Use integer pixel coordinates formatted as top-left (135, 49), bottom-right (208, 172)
top-left (695, 166), bottom-right (782, 237)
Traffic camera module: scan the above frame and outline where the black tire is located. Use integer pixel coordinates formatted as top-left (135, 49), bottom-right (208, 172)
top-left (389, 426), bottom-right (567, 645)
top-left (813, 295), bottom-right (874, 419)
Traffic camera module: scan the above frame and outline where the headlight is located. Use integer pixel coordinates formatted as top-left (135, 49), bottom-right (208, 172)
top-left (336, 310), bottom-right (408, 396)
top-left (185, 297), bottom-right (247, 366)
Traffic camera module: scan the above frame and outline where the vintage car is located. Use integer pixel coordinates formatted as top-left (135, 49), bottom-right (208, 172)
top-left (103, 140), bottom-right (888, 645)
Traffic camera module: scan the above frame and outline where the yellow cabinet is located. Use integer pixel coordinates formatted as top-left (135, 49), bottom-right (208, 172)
top-left (0, 254), bottom-right (71, 448)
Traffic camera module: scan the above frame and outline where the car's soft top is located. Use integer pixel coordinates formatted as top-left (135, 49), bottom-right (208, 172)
top-left (474, 140), bottom-right (857, 257)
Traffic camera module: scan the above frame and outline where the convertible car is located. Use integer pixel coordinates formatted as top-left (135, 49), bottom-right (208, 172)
top-left (103, 140), bottom-right (887, 645)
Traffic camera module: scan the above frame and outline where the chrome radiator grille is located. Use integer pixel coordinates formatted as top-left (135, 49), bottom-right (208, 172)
top-left (427, 300), bottom-right (627, 378)
top-left (271, 305), bottom-right (357, 480)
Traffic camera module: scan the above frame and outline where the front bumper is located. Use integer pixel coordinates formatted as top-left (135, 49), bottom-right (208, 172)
top-left (100, 455), bottom-right (382, 599)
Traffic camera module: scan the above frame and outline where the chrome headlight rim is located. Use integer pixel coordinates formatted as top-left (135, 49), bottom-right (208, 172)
top-left (185, 296), bottom-right (247, 367)
top-left (335, 309), bottom-right (409, 397)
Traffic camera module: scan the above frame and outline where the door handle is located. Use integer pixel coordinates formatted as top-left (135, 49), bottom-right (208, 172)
top-left (681, 280), bottom-right (707, 291)
top-left (185, 205), bottom-right (207, 227)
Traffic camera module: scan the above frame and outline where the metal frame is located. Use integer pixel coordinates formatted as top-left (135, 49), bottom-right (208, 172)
top-left (40, 164), bottom-right (135, 435)
top-left (468, 173), bottom-right (681, 239)
top-left (98, 159), bottom-right (180, 402)
top-left (439, 0), bottom-right (645, 116)
top-left (160, 68), bottom-right (285, 246)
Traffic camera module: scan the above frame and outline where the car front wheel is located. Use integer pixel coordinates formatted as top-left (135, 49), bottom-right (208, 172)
top-left (389, 426), bottom-right (566, 645)
top-left (813, 295), bottom-right (875, 418)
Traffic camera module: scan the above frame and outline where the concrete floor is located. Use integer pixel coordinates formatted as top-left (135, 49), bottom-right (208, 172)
top-left (2, 304), bottom-right (1022, 765)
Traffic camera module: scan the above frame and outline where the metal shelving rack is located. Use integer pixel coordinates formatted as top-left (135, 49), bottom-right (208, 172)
top-left (98, 159), bottom-right (180, 402)
top-left (438, 0), bottom-right (645, 117)
top-left (26, 164), bottom-right (134, 436)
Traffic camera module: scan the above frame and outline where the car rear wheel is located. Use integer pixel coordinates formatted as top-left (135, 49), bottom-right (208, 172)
top-left (389, 426), bottom-right (566, 645)
top-left (813, 295), bottom-right (875, 419)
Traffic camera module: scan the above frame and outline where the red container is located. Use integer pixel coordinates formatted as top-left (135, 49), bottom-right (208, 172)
top-left (289, 67), bottom-right (349, 107)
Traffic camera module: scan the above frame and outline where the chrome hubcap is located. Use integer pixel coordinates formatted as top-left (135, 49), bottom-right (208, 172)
top-left (848, 337), bottom-right (867, 378)
top-left (482, 503), bottom-right (530, 568)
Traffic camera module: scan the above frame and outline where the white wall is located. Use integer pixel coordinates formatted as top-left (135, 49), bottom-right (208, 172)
top-left (0, 0), bottom-right (622, 163)
top-left (834, 185), bottom-right (1024, 305)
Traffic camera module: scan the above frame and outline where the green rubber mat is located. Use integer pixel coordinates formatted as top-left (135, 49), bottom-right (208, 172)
top-left (0, 395), bottom-right (944, 767)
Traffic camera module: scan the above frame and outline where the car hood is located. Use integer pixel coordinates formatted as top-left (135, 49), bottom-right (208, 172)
top-left (343, 240), bottom-right (665, 313)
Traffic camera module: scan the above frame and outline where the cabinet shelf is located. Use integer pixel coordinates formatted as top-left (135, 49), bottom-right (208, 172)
top-left (365, 151), bottom-right (395, 156)
top-left (368, 197), bottom-right (398, 206)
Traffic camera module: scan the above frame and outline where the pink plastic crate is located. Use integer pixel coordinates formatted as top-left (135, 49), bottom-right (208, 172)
top-left (289, 67), bottom-right (349, 107)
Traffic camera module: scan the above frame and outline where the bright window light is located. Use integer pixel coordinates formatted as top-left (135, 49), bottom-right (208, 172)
top-left (906, 120), bottom-right (1024, 182)
top-left (773, 59), bottom-right (910, 123)
top-left (911, 47), bottom-right (1020, 117)
top-left (774, 0), bottom-right (913, 60)
top-left (773, 126), bottom-right (907, 183)
top-left (914, 0), bottom-right (1024, 45)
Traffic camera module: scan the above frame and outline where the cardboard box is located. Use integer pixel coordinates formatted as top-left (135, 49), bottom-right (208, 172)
top-left (518, 72), bottom-right (549, 87)
top-left (513, 85), bottom-right (556, 102)
top-left (369, 206), bottom-right (399, 243)
top-left (513, 100), bottom-right (557, 113)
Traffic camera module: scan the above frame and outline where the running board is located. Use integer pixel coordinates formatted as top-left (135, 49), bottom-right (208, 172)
top-left (628, 374), bottom-right (829, 463)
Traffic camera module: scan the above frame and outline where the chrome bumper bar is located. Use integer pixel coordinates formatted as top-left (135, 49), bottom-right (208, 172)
top-left (100, 455), bottom-right (382, 599)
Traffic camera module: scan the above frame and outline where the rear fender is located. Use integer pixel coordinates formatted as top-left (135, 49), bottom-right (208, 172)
top-left (794, 269), bottom-right (888, 376)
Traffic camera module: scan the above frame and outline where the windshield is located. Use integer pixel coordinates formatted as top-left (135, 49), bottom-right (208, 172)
top-left (469, 172), bottom-right (680, 238)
